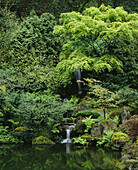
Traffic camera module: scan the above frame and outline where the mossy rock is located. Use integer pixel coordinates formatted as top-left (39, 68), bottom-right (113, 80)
top-left (32, 136), bottom-right (55, 145)
top-left (13, 126), bottom-right (31, 143)
top-left (75, 119), bottom-right (85, 134)
top-left (131, 140), bottom-right (138, 153)
top-left (14, 126), bottom-right (30, 132)
top-left (111, 132), bottom-right (130, 148)
top-left (110, 109), bottom-right (121, 119)
top-left (81, 133), bottom-right (92, 140)
top-left (116, 140), bottom-right (138, 169)
top-left (91, 123), bottom-right (103, 138)
top-left (130, 115), bottom-right (138, 120)
top-left (100, 120), bottom-right (117, 135)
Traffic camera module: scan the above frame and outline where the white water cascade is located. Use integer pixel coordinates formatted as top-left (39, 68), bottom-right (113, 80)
top-left (61, 124), bottom-right (76, 144)
top-left (74, 69), bottom-right (82, 95)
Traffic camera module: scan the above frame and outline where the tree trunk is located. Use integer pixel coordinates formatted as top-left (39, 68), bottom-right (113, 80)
top-left (103, 108), bottom-right (106, 119)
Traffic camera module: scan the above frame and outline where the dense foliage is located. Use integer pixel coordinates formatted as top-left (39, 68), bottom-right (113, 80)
top-left (0, 6), bottom-right (18, 63)
top-left (54, 5), bottom-right (138, 88)
top-left (10, 10), bottom-right (59, 69)
top-left (0, 2), bottom-right (137, 152)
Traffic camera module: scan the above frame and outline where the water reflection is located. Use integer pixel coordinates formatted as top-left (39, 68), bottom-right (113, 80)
top-left (66, 143), bottom-right (71, 154)
top-left (0, 144), bottom-right (121, 170)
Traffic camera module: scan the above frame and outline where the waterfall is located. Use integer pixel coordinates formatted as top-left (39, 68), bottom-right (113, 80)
top-left (74, 69), bottom-right (82, 95)
top-left (61, 124), bottom-right (76, 144)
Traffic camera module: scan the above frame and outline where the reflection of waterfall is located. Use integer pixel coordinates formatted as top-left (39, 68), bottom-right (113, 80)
top-left (61, 124), bottom-right (76, 144)
top-left (66, 143), bottom-right (71, 154)
top-left (74, 69), bottom-right (82, 95)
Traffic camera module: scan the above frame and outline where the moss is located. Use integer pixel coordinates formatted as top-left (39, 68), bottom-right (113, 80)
top-left (92, 123), bottom-right (98, 128)
top-left (32, 136), bottom-right (55, 145)
top-left (116, 139), bottom-right (138, 169)
top-left (104, 143), bottom-right (110, 148)
top-left (14, 126), bottom-right (29, 132)
top-left (131, 140), bottom-right (138, 154)
top-left (111, 132), bottom-right (130, 147)
top-left (110, 109), bottom-right (121, 119)
top-left (13, 126), bottom-right (31, 143)
top-left (101, 120), bottom-right (117, 132)
top-left (81, 133), bottom-right (102, 141)
top-left (130, 115), bottom-right (138, 120)
top-left (81, 133), bottom-right (92, 140)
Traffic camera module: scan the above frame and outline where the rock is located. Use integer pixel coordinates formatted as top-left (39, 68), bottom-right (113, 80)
top-left (100, 120), bottom-right (117, 134)
top-left (91, 123), bottom-right (104, 138)
top-left (14, 126), bottom-right (30, 132)
top-left (130, 115), bottom-right (138, 120)
top-left (111, 132), bottom-right (130, 148)
top-left (116, 140), bottom-right (138, 170)
top-left (75, 116), bottom-right (85, 134)
top-left (91, 120), bottom-right (117, 140)
top-left (110, 109), bottom-right (121, 119)
top-left (121, 107), bottom-right (130, 123)
top-left (32, 136), bottom-right (55, 145)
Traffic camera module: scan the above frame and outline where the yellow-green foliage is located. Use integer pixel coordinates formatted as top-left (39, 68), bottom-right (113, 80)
top-left (32, 136), bottom-right (55, 145)
top-left (111, 132), bottom-right (130, 146)
top-left (131, 140), bottom-right (138, 153)
top-left (0, 112), bottom-right (4, 117)
top-left (54, 5), bottom-right (138, 86)
top-left (14, 126), bottom-right (29, 132)
top-left (0, 84), bottom-right (8, 92)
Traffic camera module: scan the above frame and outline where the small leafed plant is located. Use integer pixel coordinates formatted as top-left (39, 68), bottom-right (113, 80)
top-left (73, 136), bottom-right (88, 146)
top-left (82, 116), bottom-right (95, 132)
top-left (96, 129), bottom-right (114, 147)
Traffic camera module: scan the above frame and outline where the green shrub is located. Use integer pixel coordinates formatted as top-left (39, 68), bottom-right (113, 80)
top-left (73, 136), bottom-right (88, 146)
top-left (82, 116), bottom-right (95, 133)
top-left (121, 119), bottom-right (138, 141)
top-left (0, 7), bottom-right (18, 63)
top-left (10, 10), bottom-right (59, 70)
top-left (96, 129), bottom-right (114, 147)
top-left (0, 126), bottom-right (19, 144)
top-left (116, 86), bottom-right (138, 107)
top-left (75, 110), bottom-right (100, 118)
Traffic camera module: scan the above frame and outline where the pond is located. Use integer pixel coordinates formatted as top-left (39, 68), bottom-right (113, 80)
top-left (0, 144), bottom-right (121, 170)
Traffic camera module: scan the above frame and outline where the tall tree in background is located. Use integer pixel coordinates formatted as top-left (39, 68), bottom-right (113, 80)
top-left (0, 6), bottom-right (18, 63)
top-left (0, 0), bottom-right (137, 19)
top-left (54, 5), bottom-right (138, 88)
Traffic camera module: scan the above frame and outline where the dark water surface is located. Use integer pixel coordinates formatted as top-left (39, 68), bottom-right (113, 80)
top-left (0, 144), bottom-right (121, 170)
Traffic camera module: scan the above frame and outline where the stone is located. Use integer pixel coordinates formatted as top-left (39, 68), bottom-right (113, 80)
top-left (111, 132), bottom-right (130, 148)
top-left (121, 107), bottom-right (130, 123)
top-left (116, 140), bottom-right (138, 170)
top-left (91, 123), bottom-right (104, 138)
top-left (100, 120), bottom-right (117, 134)
top-left (13, 126), bottom-right (31, 143)
top-left (75, 116), bottom-right (85, 134)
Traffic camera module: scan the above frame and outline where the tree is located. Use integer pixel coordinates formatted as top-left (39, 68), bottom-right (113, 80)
top-left (8, 11), bottom-right (62, 92)
top-left (84, 78), bottom-right (116, 119)
top-left (10, 10), bottom-right (59, 70)
top-left (0, 6), bottom-right (18, 63)
top-left (54, 5), bottom-right (137, 87)
top-left (108, 0), bottom-right (138, 13)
